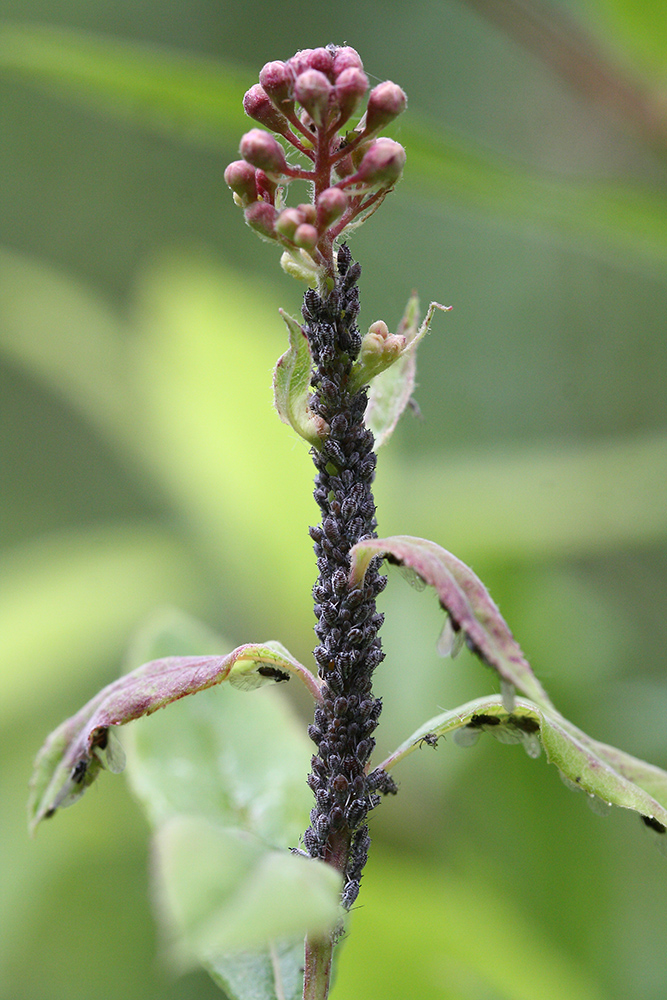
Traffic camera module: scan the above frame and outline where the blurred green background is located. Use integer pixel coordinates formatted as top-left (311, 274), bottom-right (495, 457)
top-left (2, 1), bottom-right (667, 998)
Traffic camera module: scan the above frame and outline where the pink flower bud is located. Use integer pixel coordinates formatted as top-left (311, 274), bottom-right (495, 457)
top-left (317, 187), bottom-right (349, 227)
top-left (365, 82), bottom-right (408, 134)
top-left (307, 47), bottom-right (335, 79)
top-left (293, 223), bottom-right (319, 250)
top-left (335, 67), bottom-right (369, 125)
top-left (275, 207), bottom-right (305, 240)
top-left (259, 60), bottom-right (295, 113)
top-left (353, 138), bottom-right (406, 186)
top-left (243, 84), bottom-right (291, 134)
top-left (332, 46), bottom-right (364, 77)
top-left (223, 160), bottom-right (257, 204)
top-left (244, 200), bottom-right (277, 238)
top-left (239, 129), bottom-right (288, 175)
top-left (294, 69), bottom-right (332, 127)
top-left (333, 152), bottom-right (355, 180)
top-left (288, 49), bottom-right (314, 77)
top-left (296, 203), bottom-right (317, 225)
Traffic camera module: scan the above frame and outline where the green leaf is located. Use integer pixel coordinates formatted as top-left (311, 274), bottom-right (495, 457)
top-left (155, 815), bottom-right (341, 962)
top-left (273, 310), bottom-right (326, 447)
top-left (28, 638), bottom-right (314, 833)
top-left (349, 534), bottom-right (552, 710)
top-left (124, 611), bottom-right (339, 999)
top-left (380, 694), bottom-right (667, 836)
top-left (361, 297), bottom-right (450, 447)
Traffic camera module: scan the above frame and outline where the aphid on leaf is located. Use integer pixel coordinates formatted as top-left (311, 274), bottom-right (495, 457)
top-left (71, 759), bottom-right (88, 785)
top-left (416, 732), bottom-right (439, 748)
top-left (469, 714), bottom-right (500, 728)
top-left (507, 713), bottom-right (540, 735)
top-left (256, 666), bottom-right (290, 683)
top-left (642, 815), bottom-right (667, 834)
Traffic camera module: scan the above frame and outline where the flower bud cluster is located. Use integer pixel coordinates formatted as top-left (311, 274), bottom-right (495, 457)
top-left (224, 45), bottom-right (407, 282)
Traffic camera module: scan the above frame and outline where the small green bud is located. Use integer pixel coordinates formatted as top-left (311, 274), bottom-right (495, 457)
top-left (349, 320), bottom-right (407, 392)
top-left (280, 250), bottom-right (320, 284)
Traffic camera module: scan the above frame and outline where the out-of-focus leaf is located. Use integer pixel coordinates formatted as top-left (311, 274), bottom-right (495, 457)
top-left (131, 254), bottom-right (316, 634)
top-left (400, 118), bottom-right (667, 273)
top-left (0, 22), bottom-right (249, 146)
top-left (376, 429), bottom-right (667, 560)
top-left (124, 610), bottom-right (337, 999)
top-left (155, 815), bottom-right (340, 965)
top-left (0, 247), bottom-right (133, 448)
top-left (381, 694), bottom-right (667, 836)
top-left (0, 523), bottom-right (203, 723)
top-left (589, 0), bottom-right (667, 76)
top-left (29, 638), bottom-right (311, 833)
top-left (350, 534), bottom-right (552, 709)
top-left (3, 26), bottom-right (667, 270)
top-left (333, 843), bottom-right (606, 1000)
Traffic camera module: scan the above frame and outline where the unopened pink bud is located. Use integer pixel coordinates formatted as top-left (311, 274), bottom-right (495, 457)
top-left (294, 69), bottom-right (332, 127)
top-left (240, 129), bottom-right (288, 175)
top-left (354, 138), bottom-right (406, 185)
top-left (307, 47), bottom-right (334, 79)
top-left (224, 160), bottom-right (257, 204)
top-left (317, 187), bottom-right (349, 227)
top-left (275, 207), bottom-right (305, 240)
top-left (365, 82), bottom-right (408, 134)
top-left (296, 203), bottom-right (317, 225)
top-left (288, 49), bottom-right (314, 77)
top-left (334, 152), bottom-right (355, 179)
top-left (293, 223), bottom-right (319, 250)
top-left (335, 67), bottom-right (368, 125)
top-left (243, 84), bottom-right (291, 134)
top-left (332, 46), bottom-right (364, 77)
top-left (244, 200), bottom-right (277, 238)
top-left (259, 61), bottom-right (295, 112)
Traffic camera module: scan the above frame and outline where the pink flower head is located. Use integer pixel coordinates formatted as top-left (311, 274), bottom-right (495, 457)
top-left (226, 44), bottom-right (407, 282)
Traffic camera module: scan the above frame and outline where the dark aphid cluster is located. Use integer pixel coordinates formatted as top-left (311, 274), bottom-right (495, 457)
top-left (301, 246), bottom-right (396, 905)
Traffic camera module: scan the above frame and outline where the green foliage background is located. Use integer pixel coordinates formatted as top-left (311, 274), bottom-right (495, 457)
top-left (2, 1), bottom-right (666, 997)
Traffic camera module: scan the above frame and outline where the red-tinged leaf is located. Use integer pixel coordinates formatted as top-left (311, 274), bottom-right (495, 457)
top-left (28, 641), bottom-right (318, 833)
top-left (349, 535), bottom-right (552, 710)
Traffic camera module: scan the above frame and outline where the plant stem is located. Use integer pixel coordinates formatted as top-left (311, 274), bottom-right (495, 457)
top-left (303, 933), bottom-right (335, 1000)
top-left (300, 246), bottom-right (397, 944)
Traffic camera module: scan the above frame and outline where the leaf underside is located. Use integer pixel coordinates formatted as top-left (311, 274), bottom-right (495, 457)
top-left (387, 694), bottom-right (667, 835)
top-left (349, 534), bottom-right (553, 710)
